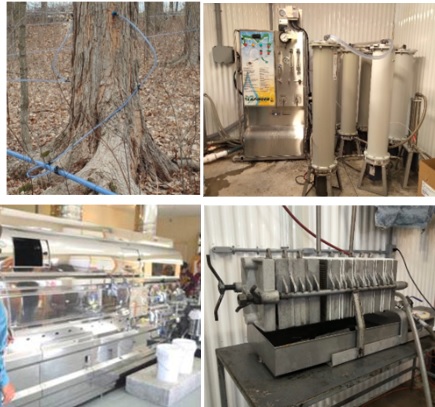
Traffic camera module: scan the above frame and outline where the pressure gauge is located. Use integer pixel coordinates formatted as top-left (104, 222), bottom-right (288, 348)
top-left (279, 32), bottom-right (290, 43)
top-left (279, 9), bottom-right (287, 17)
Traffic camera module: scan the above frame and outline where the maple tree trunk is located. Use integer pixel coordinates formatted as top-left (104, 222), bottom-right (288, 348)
top-left (7, 3), bottom-right (16, 50)
top-left (16, 2), bottom-right (31, 153)
top-left (41, 2), bottom-right (48, 24)
top-left (185, 2), bottom-right (200, 65)
top-left (46, 2), bottom-right (176, 195)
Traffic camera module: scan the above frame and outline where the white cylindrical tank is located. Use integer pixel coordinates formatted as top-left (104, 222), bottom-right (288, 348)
top-left (339, 51), bottom-right (359, 136)
top-left (389, 49), bottom-right (416, 141)
top-left (357, 57), bottom-right (372, 131)
top-left (335, 53), bottom-right (342, 128)
top-left (366, 45), bottom-right (394, 161)
top-left (311, 42), bottom-right (339, 169)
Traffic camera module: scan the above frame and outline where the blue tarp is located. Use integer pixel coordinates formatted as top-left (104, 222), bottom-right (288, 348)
top-left (375, 206), bottom-right (435, 229)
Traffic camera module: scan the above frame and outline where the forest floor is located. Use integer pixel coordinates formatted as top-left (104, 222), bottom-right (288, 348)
top-left (7, 17), bottom-right (200, 195)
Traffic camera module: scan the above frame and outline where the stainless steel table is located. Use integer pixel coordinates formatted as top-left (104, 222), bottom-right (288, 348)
top-left (216, 337), bottom-right (434, 407)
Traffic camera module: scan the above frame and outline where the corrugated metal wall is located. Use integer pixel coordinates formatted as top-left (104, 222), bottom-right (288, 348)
top-left (394, 4), bottom-right (435, 157)
top-left (395, 214), bottom-right (435, 307)
top-left (203, 3), bottom-right (395, 137)
top-left (204, 205), bottom-right (403, 407)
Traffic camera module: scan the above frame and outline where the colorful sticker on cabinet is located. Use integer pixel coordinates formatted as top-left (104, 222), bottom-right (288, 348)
top-left (240, 31), bottom-right (275, 107)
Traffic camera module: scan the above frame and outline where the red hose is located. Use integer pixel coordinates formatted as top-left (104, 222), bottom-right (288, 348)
top-left (282, 206), bottom-right (351, 256)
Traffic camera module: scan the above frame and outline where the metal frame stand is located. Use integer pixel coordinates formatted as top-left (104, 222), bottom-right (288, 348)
top-left (215, 338), bottom-right (435, 407)
top-left (337, 132), bottom-right (361, 157)
top-left (358, 156), bottom-right (390, 196)
top-left (303, 163), bottom-right (342, 196)
top-left (402, 143), bottom-right (419, 188)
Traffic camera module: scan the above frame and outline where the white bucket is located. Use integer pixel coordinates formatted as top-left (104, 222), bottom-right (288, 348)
top-left (156, 344), bottom-right (182, 383)
top-left (172, 338), bottom-right (197, 375)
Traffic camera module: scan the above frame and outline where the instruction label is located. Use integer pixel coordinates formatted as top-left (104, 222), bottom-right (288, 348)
top-left (240, 31), bottom-right (275, 107)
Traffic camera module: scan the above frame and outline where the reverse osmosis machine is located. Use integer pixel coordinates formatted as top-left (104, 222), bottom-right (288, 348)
top-left (234, 6), bottom-right (309, 161)
top-left (208, 207), bottom-right (435, 406)
top-left (0, 208), bottom-right (191, 407)
top-left (215, 5), bottom-right (427, 196)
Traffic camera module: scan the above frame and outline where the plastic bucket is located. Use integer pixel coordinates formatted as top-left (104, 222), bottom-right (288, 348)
top-left (172, 338), bottom-right (197, 375)
top-left (156, 344), bottom-right (182, 383)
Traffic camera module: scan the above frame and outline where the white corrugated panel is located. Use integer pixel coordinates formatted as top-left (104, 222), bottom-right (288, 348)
top-left (394, 4), bottom-right (435, 156)
top-left (273, 3), bottom-right (395, 43)
top-left (204, 205), bottom-right (395, 407)
top-left (203, 3), bottom-right (395, 137)
top-left (394, 214), bottom-right (435, 307)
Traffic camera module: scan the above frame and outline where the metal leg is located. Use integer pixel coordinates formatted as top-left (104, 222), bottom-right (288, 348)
top-left (217, 357), bottom-right (229, 407)
top-left (403, 149), bottom-right (413, 189)
top-left (358, 161), bottom-right (367, 188)
top-left (352, 291), bottom-right (366, 357)
top-left (382, 165), bottom-right (388, 196)
top-left (326, 175), bottom-right (333, 197)
top-left (410, 357), bottom-right (417, 390)
top-left (303, 166), bottom-right (313, 196)
top-left (338, 138), bottom-right (344, 158)
top-left (355, 139), bottom-right (362, 156)
top-left (335, 168), bottom-right (342, 191)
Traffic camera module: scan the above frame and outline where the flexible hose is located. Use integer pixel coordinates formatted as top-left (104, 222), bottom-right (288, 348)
top-left (343, 93), bottom-right (428, 153)
top-left (395, 291), bottom-right (432, 407)
top-left (282, 206), bottom-right (351, 256)
top-left (51, 21), bottom-right (73, 82)
top-left (204, 93), bottom-right (241, 146)
top-left (7, 149), bottom-right (117, 195)
top-left (9, 22), bottom-right (72, 83)
top-left (389, 93), bottom-right (427, 149)
top-left (206, 118), bottom-right (243, 141)
top-left (324, 35), bottom-right (394, 60)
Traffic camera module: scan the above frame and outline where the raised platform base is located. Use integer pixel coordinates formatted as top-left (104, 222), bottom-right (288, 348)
top-left (126, 358), bottom-right (201, 406)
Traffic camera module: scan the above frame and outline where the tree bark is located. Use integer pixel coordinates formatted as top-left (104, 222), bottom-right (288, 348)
top-left (16, 2), bottom-right (31, 153)
top-left (46, 2), bottom-right (176, 195)
top-left (7, 3), bottom-right (16, 50)
top-left (185, 2), bottom-right (200, 65)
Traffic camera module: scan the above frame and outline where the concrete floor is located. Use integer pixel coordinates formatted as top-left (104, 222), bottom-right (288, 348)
top-left (204, 155), bottom-right (419, 197)
top-left (80, 386), bottom-right (201, 407)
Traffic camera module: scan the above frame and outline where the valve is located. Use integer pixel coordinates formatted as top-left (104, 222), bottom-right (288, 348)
top-left (206, 254), bottom-right (240, 321)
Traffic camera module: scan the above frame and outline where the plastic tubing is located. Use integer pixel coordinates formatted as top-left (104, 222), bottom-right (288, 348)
top-left (7, 149), bottom-right (117, 195)
top-left (390, 93), bottom-right (427, 149)
top-left (324, 35), bottom-right (394, 60)
top-left (282, 206), bottom-right (351, 256)
top-left (395, 291), bottom-right (432, 407)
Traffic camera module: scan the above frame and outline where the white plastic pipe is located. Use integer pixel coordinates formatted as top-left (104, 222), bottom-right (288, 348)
top-left (311, 43), bottom-right (338, 169)
top-left (389, 51), bottom-right (416, 141)
top-left (358, 58), bottom-right (372, 131)
top-left (339, 52), bottom-right (359, 136)
top-left (204, 149), bottom-right (230, 163)
top-left (366, 48), bottom-right (394, 160)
